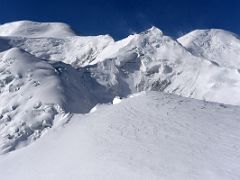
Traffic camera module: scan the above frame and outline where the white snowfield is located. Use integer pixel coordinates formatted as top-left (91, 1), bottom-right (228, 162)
top-left (1, 92), bottom-right (240, 180)
top-left (1, 21), bottom-right (240, 179)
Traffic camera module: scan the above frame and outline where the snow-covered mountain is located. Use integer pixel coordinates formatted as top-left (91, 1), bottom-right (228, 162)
top-left (0, 47), bottom-right (110, 153)
top-left (1, 21), bottom-right (240, 179)
top-left (178, 29), bottom-right (240, 69)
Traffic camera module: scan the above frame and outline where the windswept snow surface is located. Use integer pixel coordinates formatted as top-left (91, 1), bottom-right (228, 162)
top-left (0, 92), bottom-right (240, 180)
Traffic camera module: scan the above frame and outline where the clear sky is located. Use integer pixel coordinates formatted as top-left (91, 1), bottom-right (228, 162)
top-left (1, 0), bottom-right (240, 39)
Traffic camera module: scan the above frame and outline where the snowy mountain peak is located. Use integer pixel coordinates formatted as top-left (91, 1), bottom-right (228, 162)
top-left (178, 28), bottom-right (240, 48)
top-left (178, 28), bottom-right (240, 69)
top-left (0, 20), bottom-right (76, 38)
top-left (143, 26), bottom-right (163, 36)
top-left (181, 28), bottom-right (238, 38)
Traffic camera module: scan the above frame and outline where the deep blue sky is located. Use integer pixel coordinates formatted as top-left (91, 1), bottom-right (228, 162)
top-left (1, 0), bottom-right (240, 39)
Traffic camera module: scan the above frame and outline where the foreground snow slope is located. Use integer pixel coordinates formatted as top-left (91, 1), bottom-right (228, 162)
top-left (1, 92), bottom-right (240, 180)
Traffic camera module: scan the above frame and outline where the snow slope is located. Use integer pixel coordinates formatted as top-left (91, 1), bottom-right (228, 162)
top-left (0, 92), bottom-right (240, 180)
top-left (0, 47), bottom-right (109, 154)
top-left (5, 34), bottom-right (114, 67)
